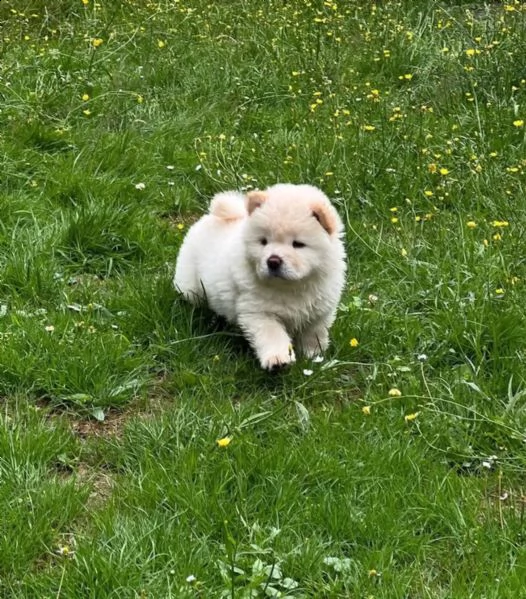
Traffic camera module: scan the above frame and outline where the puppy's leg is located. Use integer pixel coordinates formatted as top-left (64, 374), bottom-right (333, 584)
top-left (296, 321), bottom-right (330, 358)
top-left (238, 315), bottom-right (296, 370)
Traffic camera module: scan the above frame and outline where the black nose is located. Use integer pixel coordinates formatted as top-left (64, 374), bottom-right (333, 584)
top-left (267, 255), bottom-right (283, 272)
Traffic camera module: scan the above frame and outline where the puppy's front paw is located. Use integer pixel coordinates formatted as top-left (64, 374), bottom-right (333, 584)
top-left (297, 328), bottom-right (329, 358)
top-left (260, 345), bottom-right (296, 371)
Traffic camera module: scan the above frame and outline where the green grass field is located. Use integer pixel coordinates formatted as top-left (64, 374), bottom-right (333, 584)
top-left (1, 0), bottom-right (526, 596)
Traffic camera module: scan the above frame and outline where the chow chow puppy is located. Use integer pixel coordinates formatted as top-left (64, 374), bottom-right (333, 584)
top-left (174, 183), bottom-right (346, 370)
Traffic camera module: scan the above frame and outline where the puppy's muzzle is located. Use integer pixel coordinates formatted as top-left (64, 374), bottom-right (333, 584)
top-left (266, 255), bottom-right (283, 273)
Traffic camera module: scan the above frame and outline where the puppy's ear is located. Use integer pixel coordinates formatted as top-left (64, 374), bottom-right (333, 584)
top-left (246, 191), bottom-right (268, 214)
top-left (311, 202), bottom-right (339, 235)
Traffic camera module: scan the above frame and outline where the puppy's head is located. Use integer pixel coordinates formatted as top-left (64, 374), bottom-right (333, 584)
top-left (243, 184), bottom-right (343, 283)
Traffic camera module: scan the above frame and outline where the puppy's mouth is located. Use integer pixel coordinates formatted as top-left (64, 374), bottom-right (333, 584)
top-left (266, 269), bottom-right (288, 279)
top-left (262, 265), bottom-right (300, 282)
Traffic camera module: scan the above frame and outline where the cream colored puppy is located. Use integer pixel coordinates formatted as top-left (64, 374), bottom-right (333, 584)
top-left (174, 184), bottom-right (346, 370)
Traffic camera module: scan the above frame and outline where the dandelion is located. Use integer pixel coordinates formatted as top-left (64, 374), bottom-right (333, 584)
top-left (177, 223), bottom-right (184, 230)
top-left (362, 124), bottom-right (376, 132)
top-left (216, 436), bottom-right (232, 448)
top-left (465, 48), bottom-right (479, 57)
top-left (439, 167), bottom-right (449, 175)
top-left (56, 545), bottom-right (73, 557)
top-left (466, 221), bottom-right (477, 229)
top-left (390, 216), bottom-right (399, 224)
top-left (157, 39), bottom-right (166, 48)
top-left (427, 163), bottom-right (437, 174)
top-left (388, 388), bottom-right (402, 397)
top-left (513, 119), bottom-right (524, 128)
top-left (399, 73), bottom-right (413, 81)
top-left (350, 338), bottom-right (359, 348)
top-left (82, 0), bottom-right (89, 5)
top-left (424, 190), bottom-right (434, 197)
top-left (91, 38), bottom-right (103, 48)
top-left (82, 109), bottom-right (91, 116)
top-left (400, 248), bottom-right (408, 257)
top-left (404, 412), bottom-right (419, 422)
top-left (495, 288), bottom-right (505, 295)
top-left (491, 220), bottom-right (509, 227)
top-left (368, 569), bottom-right (378, 577)
top-left (362, 406), bottom-right (371, 415)
top-left (81, 93), bottom-right (90, 101)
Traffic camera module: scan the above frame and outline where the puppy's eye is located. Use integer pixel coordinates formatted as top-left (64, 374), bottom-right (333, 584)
top-left (260, 238), bottom-right (268, 246)
top-left (292, 241), bottom-right (306, 249)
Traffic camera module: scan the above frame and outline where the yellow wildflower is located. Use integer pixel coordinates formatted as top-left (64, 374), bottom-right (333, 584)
top-left (491, 220), bottom-right (509, 227)
top-left (91, 38), bottom-right (103, 48)
top-left (216, 436), bottom-right (232, 448)
top-left (388, 388), bottom-right (402, 397)
top-left (513, 120), bottom-right (524, 128)
top-left (466, 221), bottom-right (477, 229)
top-left (404, 412), bottom-right (419, 422)
top-left (362, 406), bottom-right (371, 415)
top-left (350, 338), bottom-right (359, 348)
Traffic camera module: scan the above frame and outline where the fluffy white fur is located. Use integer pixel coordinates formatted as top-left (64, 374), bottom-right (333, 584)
top-left (174, 183), bottom-right (346, 370)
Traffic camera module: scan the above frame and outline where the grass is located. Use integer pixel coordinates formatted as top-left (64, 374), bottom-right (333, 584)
top-left (1, 0), bottom-right (526, 596)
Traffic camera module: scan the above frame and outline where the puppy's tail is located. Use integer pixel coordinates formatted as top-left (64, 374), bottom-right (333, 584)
top-left (209, 191), bottom-right (247, 221)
